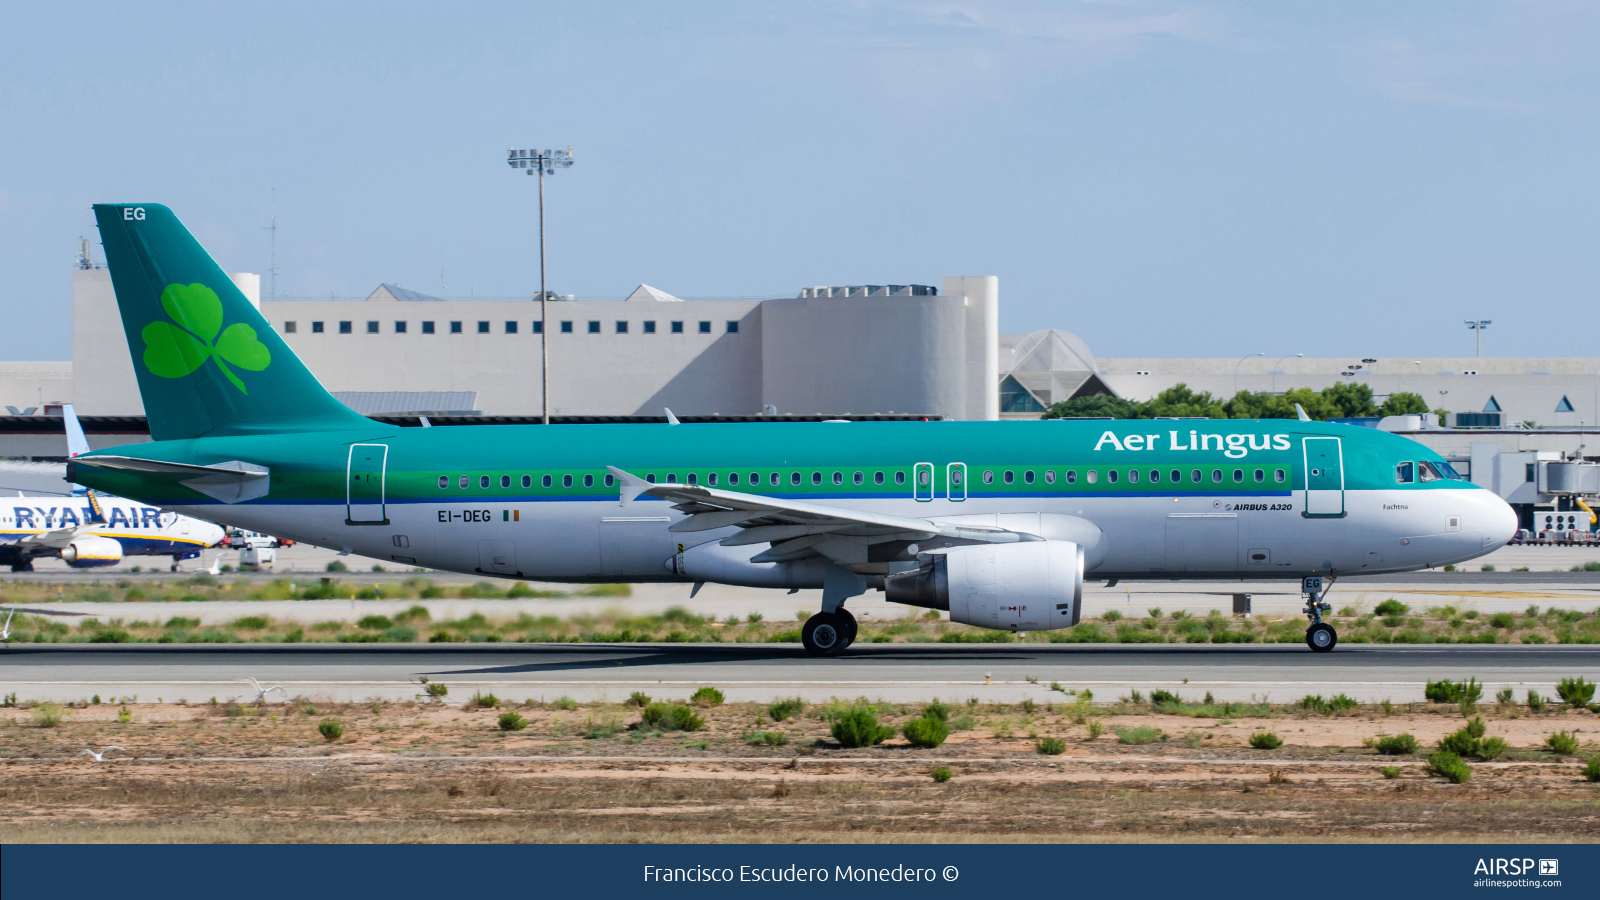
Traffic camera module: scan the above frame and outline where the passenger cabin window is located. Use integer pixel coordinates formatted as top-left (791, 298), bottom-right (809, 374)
top-left (1274, 469), bottom-right (1286, 483)
top-left (542, 475), bottom-right (552, 488)
top-left (458, 476), bottom-right (468, 488)
top-left (982, 470), bottom-right (994, 484)
top-left (1003, 471), bottom-right (1014, 484)
top-left (1170, 469), bottom-right (1181, 483)
top-left (1232, 469), bottom-right (1243, 483)
top-left (874, 471), bottom-right (884, 485)
top-left (1065, 470), bottom-right (1077, 484)
top-left (1024, 470), bottom-right (1035, 484)
top-left (812, 472), bottom-right (822, 485)
top-left (1254, 469), bottom-right (1265, 483)
top-left (522, 475), bottom-right (532, 488)
top-left (1086, 470), bottom-right (1098, 484)
top-left (1418, 461), bottom-right (1443, 482)
top-left (1190, 469), bottom-right (1202, 483)
top-left (769, 472), bottom-right (778, 486)
top-left (1395, 462), bottom-right (1414, 484)
top-left (728, 473), bottom-right (739, 485)
top-left (832, 472), bottom-right (842, 485)
top-left (479, 475), bottom-right (490, 488)
top-left (853, 472), bottom-right (863, 485)
top-left (686, 474), bottom-right (697, 485)
top-left (1107, 469), bottom-right (1119, 484)
top-left (584, 474), bottom-right (594, 487)
top-left (500, 475), bottom-right (510, 488)
top-left (708, 473), bottom-right (718, 486)
top-left (1148, 469), bottom-right (1159, 483)
top-left (437, 476), bottom-right (448, 489)
top-left (1211, 469), bottom-right (1222, 483)
top-left (562, 475), bottom-right (573, 487)
top-left (1044, 470), bottom-right (1056, 484)
top-left (895, 471), bottom-right (906, 485)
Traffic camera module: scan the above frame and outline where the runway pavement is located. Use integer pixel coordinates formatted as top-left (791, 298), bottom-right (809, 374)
top-left (3, 642), bottom-right (1594, 705)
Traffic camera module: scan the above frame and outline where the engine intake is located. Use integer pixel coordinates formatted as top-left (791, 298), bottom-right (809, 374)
top-left (886, 540), bottom-right (1083, 631)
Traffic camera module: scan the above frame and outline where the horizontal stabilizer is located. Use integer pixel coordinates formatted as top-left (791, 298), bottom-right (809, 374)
top-left (71, 456), bottom-right (270, 504)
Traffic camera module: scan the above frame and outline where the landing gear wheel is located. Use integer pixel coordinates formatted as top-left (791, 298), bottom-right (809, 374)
top-left (1307, 622), bottom-right (1338, 653)
top-left (835, 609), bottom-right (858, 649)
top-left (801, 612), bottom-right (846, 657)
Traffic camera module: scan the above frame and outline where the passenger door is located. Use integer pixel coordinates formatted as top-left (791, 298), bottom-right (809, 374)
top-left (1302, 437), bottom-right (1345, 517)
top-left (913, 462), bottom-right (935, 502)
top-left (346, 443), bottom-right (389, 525)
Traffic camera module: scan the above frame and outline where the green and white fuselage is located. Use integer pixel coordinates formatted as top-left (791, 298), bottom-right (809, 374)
top-left (71, 204), bottom-right (1517, 651)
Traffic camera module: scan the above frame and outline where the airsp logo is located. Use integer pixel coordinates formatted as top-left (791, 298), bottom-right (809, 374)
top-left (141, 283), bottom-right (271, 393)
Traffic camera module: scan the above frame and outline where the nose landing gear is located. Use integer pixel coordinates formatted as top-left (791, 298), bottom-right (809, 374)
top-left (1302, 575), bottom-right (1337, 652)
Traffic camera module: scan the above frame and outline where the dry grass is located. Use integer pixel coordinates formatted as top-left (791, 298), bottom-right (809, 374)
top-left (2, 697), bottom-right (1596, 843)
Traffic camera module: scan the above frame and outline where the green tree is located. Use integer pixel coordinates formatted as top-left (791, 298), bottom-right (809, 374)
top-left (1322, 381), bottom-right (1378, 418)
top-left (1042, 394), bottom-right (1140, 420)
top-left (1378, 391), bottom-right (1428, 417)
top-left (1143, 384), bottom-right (1226, 419)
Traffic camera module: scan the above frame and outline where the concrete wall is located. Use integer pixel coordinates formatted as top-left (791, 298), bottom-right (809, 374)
top-left (0, 361), bottom-right (73, 412)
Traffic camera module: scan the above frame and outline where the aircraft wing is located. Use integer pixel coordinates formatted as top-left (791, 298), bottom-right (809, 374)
top-left (607, 466), bottom-right (1021, 564)
top-left (17, 525), bottom-right (85, 550)
top-left (69, 456), bottom-right (269, 504)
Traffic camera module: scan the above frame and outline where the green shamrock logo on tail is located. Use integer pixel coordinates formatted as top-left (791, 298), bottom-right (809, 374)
top-left (141, 283), bottom-right (271, 393)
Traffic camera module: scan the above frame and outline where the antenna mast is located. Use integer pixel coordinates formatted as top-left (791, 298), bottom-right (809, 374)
top-left (263, 188), bottom-right (279, 301)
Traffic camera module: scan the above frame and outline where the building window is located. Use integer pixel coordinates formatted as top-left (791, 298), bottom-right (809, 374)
top-left (422, 321), bottom-right (435, 334)
top-left (366, 321), bottom-right (379, 334)
top-left (338, 321), bottom-right (352, 334)
top-left (561, 321), bottom-right (573, 333)
top-left (587, 321), bottom-right (600, 334)
top-left (505, 321), bottom-right (518, 334)
top-left (616, 321), bottom-right (628, 334)
top-left (394, 321), bottom-right (407, 333)
top-left (698, 321), bottom-right (711, 334)
top-left (477, 321), bottom-right (490, 334)
top-left (450, 321), bottom-right (462, 334)
top-left (726, 321), bottom-right (739, 333)
top-left (643, 321), bottom-right (656, 334)
top-left (671, 321), bottom-right (684, 334)
top-left (312, 321), bottom-right (324, 333)
top-left (284, 321), bottom-right (297, 333)
top-left (532, 321), bottom-right (542, 333)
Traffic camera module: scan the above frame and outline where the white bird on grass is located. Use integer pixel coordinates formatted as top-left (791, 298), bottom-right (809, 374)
top-left (244, 676), bottom-right (287, 703)
top-left (77, 746), bottom-right (126, 762)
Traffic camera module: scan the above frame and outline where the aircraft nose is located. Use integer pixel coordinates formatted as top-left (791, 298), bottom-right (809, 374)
top-left (1481, 491), bottom-right (1518, 548)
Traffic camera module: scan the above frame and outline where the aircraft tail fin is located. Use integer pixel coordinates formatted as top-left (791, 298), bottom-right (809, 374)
top-left (91, 204), bottom-right (372, 441)
top-left (63, 404), bottom-right (90, 495)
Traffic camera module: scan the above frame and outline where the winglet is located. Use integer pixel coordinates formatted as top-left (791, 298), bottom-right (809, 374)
top-left (607, 466), bottom-right (653, 507)
top-left (663, 408), bottom-right (681, 426)
top-left (1295, 403), bottom-right (1312, 422)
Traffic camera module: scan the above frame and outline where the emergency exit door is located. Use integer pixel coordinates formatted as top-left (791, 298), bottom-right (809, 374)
top-left (346, 443), bottom-right (389, 525)
top-left (1302, 437), bottom-right (1345, 517)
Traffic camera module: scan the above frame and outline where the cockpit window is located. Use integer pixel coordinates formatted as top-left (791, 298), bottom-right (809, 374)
top-left (1417, 461), bottom-right (1442, 482)
top-left (1436, 461), bottom-right (1465, 480)
top-left (1395, 462), bottom-right (1414, 484)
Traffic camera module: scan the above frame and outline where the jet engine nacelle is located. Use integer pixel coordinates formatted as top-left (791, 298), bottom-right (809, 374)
top-left (61, 536), bottom-right (124, 568)
top-left (885, 540), bottom-right (1083, 631)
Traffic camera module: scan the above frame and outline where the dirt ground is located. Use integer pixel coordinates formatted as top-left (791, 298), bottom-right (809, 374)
top-left (2, 698), bottom-right (1596, 843)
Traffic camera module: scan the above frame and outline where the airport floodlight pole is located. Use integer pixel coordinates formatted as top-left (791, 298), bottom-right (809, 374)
top-left (1272, 353), bottom-right (1302, 394)
top-left (1401, 360), bottom-right (1422, 399)
top-left (507, 146), bottom-right (575, 425)
top-left (1235, 352), bottom-right (1264, 395)
top-left (1464, 320), bottom-right (1491, 359)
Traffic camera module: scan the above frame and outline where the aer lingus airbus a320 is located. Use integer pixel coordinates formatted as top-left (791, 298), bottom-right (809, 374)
top-left (71, 203), bottom-right (1517, 655)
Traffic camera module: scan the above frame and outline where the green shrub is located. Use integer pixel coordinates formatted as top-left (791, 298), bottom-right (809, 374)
top-left (1115, 726), bottom-right (1167, 745)
top-left (640, 702), bottom-right (704, 732)
top-left (326, 560), bottom-right (348, 572)
top-left (425, 682), bottom-right (448, 699)
top-left (1556, 676), bottom-right (1596, 707)
top-left (357, 614), bottom-right (393, 630)
top-left (628, 691), bottom-right (651, 708)
top-left (498, 711), bottom-right (527, 731)
top-left (378, 626), bottom-right (416, 642)
top-left (231, 615), bottom-right (269, 629)
top-left (1438, 729), bottom-right (1478, 757)
top-left (1488, 612), bottom-right (1516, 629)
top-left (1086, 719), bottom-right (1104, 740)
top-left (1477, 736), bottom-right (1508, 761)
top-left (89, 630), bottom-right (133, 643)
top-left (394, 605), bottom-right (431, 624)
top-left (1101, 609), bottom-right (1123, 622)
top-left (1374, 599), bottom-right (1409, 616)
top-left (1299, 693), bottom-right (1360, 714)
top-left (831, 706), bottom-right (896, 747)
top-left (1495, 688), bottom-right (1515, 705)
top-left (583, 713), bottom-right (623, 740)
top-left (1528, 690), bottom-right (1546, 713)
top-left (553, 696), bottom-right (578, 711)
top-left (923, 699), bottom-right (951, 722)
top-left (469, 691), bottom-right (500, 709)
top-left (902, 716), bottom-right (951, 748)
top-left (930, 766), bottom-right (953, 783)
top-left (1036, 736), bottom-right (1067, 755)
top-left (31, 702), bottom-right (63, 727)
top-left (1425, 750), bottom-right (1471, 783)
top-left (746, 730), bottom-right (787, 746)
top-left (164, 616), bottom-right (200, 629)
top-left (1375, 733), bottom-right (1419, 755)
top-left (1424, 677), bottom-right (1482, 704)
top-left (1585, 756), bottom-right (1600, 783)
top-left (690, 686), bottom-right (724, 707)
top-left (764, 697), bottom-right (803, 721)
top-left (318, 718), bottom-right (343, 741)
top-left (1380, 766), bottom-right (1401, 779)
top-left (1249, 731), bottom-right (1283, 750)
top-left (1149, 689), bottom-right (1181, 705)
top-left (1546, 730), bottom-right (1580, 755)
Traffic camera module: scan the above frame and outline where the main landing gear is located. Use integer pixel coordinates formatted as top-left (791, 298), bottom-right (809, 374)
top-left (801, 608), bottom-right (857, 657)
top-left (1301, 575), bottom-right (1337, 652)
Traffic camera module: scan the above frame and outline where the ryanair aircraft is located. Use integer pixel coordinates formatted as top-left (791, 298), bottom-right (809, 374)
top-left (0, 405), bottom-right (225, 571)
top-left (70, 204), bottom-right (1516, 654)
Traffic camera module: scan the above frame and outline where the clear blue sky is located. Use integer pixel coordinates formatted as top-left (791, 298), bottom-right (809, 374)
top-left (2, 2), bottom-right (1596, 361)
